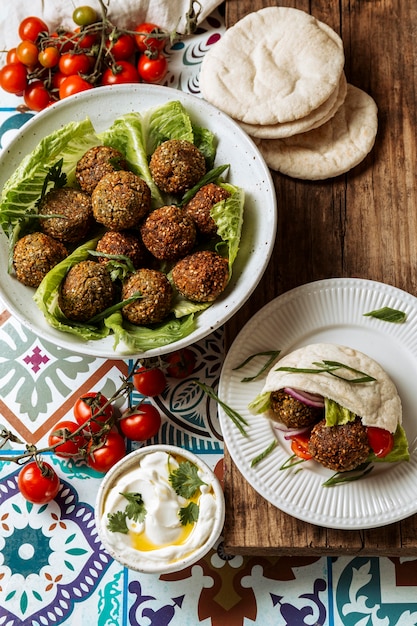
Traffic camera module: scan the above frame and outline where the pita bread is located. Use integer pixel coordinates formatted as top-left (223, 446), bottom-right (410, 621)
top-left (199, 6), bottom-right (345, 125)
top-left (258, 343), bottom-right (401, 433)
top-left (239, 73), bottom-right (347, 139)
top-left (256, 84), bottom-right (378, 179)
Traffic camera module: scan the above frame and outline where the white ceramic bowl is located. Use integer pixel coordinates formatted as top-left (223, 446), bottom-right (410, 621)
top-left (0, 83), bottom-right (277, 359)
top-left (95, 444), bottom-right (225, 574)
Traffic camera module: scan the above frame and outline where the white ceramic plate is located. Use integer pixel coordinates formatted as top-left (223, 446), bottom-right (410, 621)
top-left (218, 278), bottom-right (417, 530)
top-left (0, 84), bottom-right (276, 359)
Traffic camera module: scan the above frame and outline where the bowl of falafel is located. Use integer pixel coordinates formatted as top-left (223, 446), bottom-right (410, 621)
top-left (0, 84), bottom-right (277, 358)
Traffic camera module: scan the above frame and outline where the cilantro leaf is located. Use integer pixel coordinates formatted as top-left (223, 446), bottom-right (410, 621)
top-left (179, 501), bottom-right (199, 526)
top-left (123, 492), bottom-right (147, 523)
top-left (35, 158), bottom-right (67, 208)
top-left (169, 461), bottom-right (206, 499)
top-left (107, 510), bottom-right (129, 534)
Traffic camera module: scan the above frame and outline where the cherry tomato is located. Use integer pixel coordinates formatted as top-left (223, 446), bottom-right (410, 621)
top-left (134, 23), bottom-right (166, 53)
top-left (59, 74), bottom-right (93, 99)
top-left (18, 461), bottom-right (60, 504)
top-left (74, 392), bottom-right (113, 432)
top-left (137, 52), bottom-right (167, 84)
top-left (38, 46), bottom-right (60, 68)
top-left (16, 40), bottom-right (40, 67)
top-left (23, 80), bottom-right (52, 111)
top-left (51, 31), bottom-right (75, 53)
top-left (72, 6), bottom-right (98, 27)
top-left (0, 63), bottom-right (28, 94)
top-left (101, 60), bottom-right (139, 85)
top-left (165, 348), bottom-right (196, 378)
top-left (18, 16), bottom-right (49, 42)
top-left (59, 52), bottom-right (91, 76)
top-left (48, 420), bottom-right (85, 457)
top-left (87, 431), bottom-right (126, 473)
top-left (74, 27), bottom-right (98, 49)
top-left (133, 366), bottom-right (166, 397)
top-left (290, 433), bottom-right (313, 460)
top-left (52, 70), bottom-right (67, 90)
top-left (106, 33), bottom-right (136, 61)
top-left (6, 48), bottom-right (19, 64)
top-left (119, 404), bottom-right (162, 441)
top-left (367, 426), bottom-right (394, 458)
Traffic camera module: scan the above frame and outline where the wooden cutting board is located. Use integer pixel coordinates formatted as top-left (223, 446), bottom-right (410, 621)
top-left (222, 0), bottom-right (417, 555)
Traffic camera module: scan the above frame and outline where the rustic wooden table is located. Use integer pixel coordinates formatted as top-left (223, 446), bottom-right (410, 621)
top-left (222, 0), bottom-right (417, 555)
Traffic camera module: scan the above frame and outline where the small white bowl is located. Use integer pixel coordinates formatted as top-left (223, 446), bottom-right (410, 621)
top-left (95, 444), bottom-right (225, 574)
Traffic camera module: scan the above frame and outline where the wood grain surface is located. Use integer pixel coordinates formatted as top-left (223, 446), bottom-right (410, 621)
top-left (222, 0), bottom-right (417, 555)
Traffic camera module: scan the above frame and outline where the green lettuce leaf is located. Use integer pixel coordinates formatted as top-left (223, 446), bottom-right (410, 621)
top-left (324, 397), bottom-right (356, 426)
top-left (212, 184), bottom-right (245, 271)
top-left (145, 100), bottom-right (195, 153)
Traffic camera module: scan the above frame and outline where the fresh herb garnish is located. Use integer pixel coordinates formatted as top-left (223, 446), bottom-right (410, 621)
top-left (88, 249), bottom-right (136, 280)
top-left (169, 460), bottom-right (206, 499)
top-left (276, 360), bottom-right (376, 384)
top-left (233, 350), bottom-right (281, 382)
top-left (279, 454), bottom-right (307, 471)
top-left (363, 306), bottom-right (407, 323)
top-left (196, 381), bottom-right (248, 436)
top-left (106, 491), bottom-right (147, 534)
top-left (35, 158), bottom-right (67, 208)
top-left (179, 501), bottom-right (199, 525)
top-left (251, 440), bottom-right (278, 467)
top-left (322, 463), bottom-right (374, 487)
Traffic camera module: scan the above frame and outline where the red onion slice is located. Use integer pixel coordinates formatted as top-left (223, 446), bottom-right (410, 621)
top-left (283, 387), bottom-right (325, 408)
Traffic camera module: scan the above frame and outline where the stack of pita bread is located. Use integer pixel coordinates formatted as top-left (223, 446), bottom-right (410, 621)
top-left (199, 6), bottom-right (378, 180)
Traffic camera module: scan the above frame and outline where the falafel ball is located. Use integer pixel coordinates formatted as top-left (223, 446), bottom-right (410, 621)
top-left (92, 170), bottom-right (151, 231)
top-left (140, 205), bottom-right (196, 261)
top-left (149, 139), bottom-right (206, 194)
top-left (184, 183), bottom-right (231, 238)
top-left (13, 232), bottom-right (68, 288)
top-left (172, 249), bottom-right (229, 302)
top-left (121, 268), bottom-right (173, 325)
top-left (75, 145), bottom-right (128, 194)
top-left (269, 389), bottom-right (323, 428)
top-left (38, 187), bottom-right (93, 243)
top-left (308, 417), bottom-right (371, 472)
top-left (59, 260), bottom-right (115, 322)
top-left (96, 230), bottom-right (149, 269)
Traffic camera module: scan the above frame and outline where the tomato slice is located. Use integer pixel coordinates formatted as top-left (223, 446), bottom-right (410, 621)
top-left (290, 433), bottom-right (313, 460)
top-left (367, 426), bottom-right (394, 458)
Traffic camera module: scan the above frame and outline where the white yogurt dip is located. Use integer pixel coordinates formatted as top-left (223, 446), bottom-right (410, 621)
top-left (98, 449), bottom-right (221, 570)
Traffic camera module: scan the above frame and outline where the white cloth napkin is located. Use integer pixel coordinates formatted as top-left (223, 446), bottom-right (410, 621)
top-left (0, 0), bottom-right (223, 50)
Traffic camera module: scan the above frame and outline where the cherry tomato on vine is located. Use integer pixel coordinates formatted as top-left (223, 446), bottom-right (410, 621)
top-left (59, 52), bottom-right (91, 76)
top-left (119, 404), bottom-right (162, 441)
top-left (0, 63), bottom-right (28, 94)
top-left (6, 48), bottom-right (19, 64)
top-left (72, 5), bottom-right (99, 27)
top-left (137, 52), bottom-right (167, 84)
top-left (23, 80), bottom-right (52, 111)
top-left (134, 22), bottom-right (166, 53)
top-left (101, 60), bottom-right (139, 85)
top-left (290, 433), bottom-right (313, 460)
top-left (16, 40), bottom-right (39, 67)
top-left (367, 426), bottom-right (394, 458)
top-left (18, 461), bottom-right (60, 504)
top-left (18, 16), bottom-right (49, 42)
top-left (59, 74), bottom-right (93, 98)
top-left (74, 27), bottom-right (98, 49)
top-left (133, 366), bottom-right (166, 397)
top-left (165, 348), bottom-right (196, 378)
top-left (48, 420), bottom-right (86, 457)
top-left (74, 392), bottom-right (113, 432)
top-left (87, 431), bottom-right (126, 473)
top-left (38, 46), bottom-right (60, 68)
top-left (106, 33), bottom-right (136, 60)
top-left (51, 31), bottom-right (75, 53)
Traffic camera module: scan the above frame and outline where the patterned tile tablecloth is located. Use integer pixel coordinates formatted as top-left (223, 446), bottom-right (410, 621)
top-left (1, 6), bottom-right (417, 625)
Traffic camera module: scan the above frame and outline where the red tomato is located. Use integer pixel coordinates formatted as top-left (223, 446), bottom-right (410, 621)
top-left (367, 426), bottom-right (394, 458)
top-left (48, 420), bottom-right (85, 457)
top-left (51, 31), bottom-right (75, 53)
top-left (18, 461), bottom-right (60, 504)
top-left (290, 433), bottom-right (313, 460)
top-left (23, 80), bottom-right (52, 111)
top-left (38, 46), bottom-right (60, 68)
top-left (59, 74), bottom-right (93, 99)
top-left (18, 16), bottom-right (49, 42)
top-left (74, 392), bottom-right (113, 432)
top-left (87, 432), bottom-right (126, 473)
top-left (74, 27), bottom-right (98, 49)
top-left (119, 404), bottom-right (162, 441)
top-left (0, 63), bottom-right (28, 94)
top-left (134, 22), bottom-right (166, 53)
top-left (6, 48), bottom-right (19, 64)
top-left (165, 348), bottom-right (196, 379)
top-left (52, 71), bottom-right (67, 90)
top-left (59, 52), bottom-right (91, 76)
top-left (132, 366), bottom-right (166, 397)
top-left (106, 33), bottom-right (136, 60)
top-left (101, 60), bottom-right (139, 85)
top-left (16, 40), bottom-right (39, 67)
top-left (137, 52), bottom-right (167, 84)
